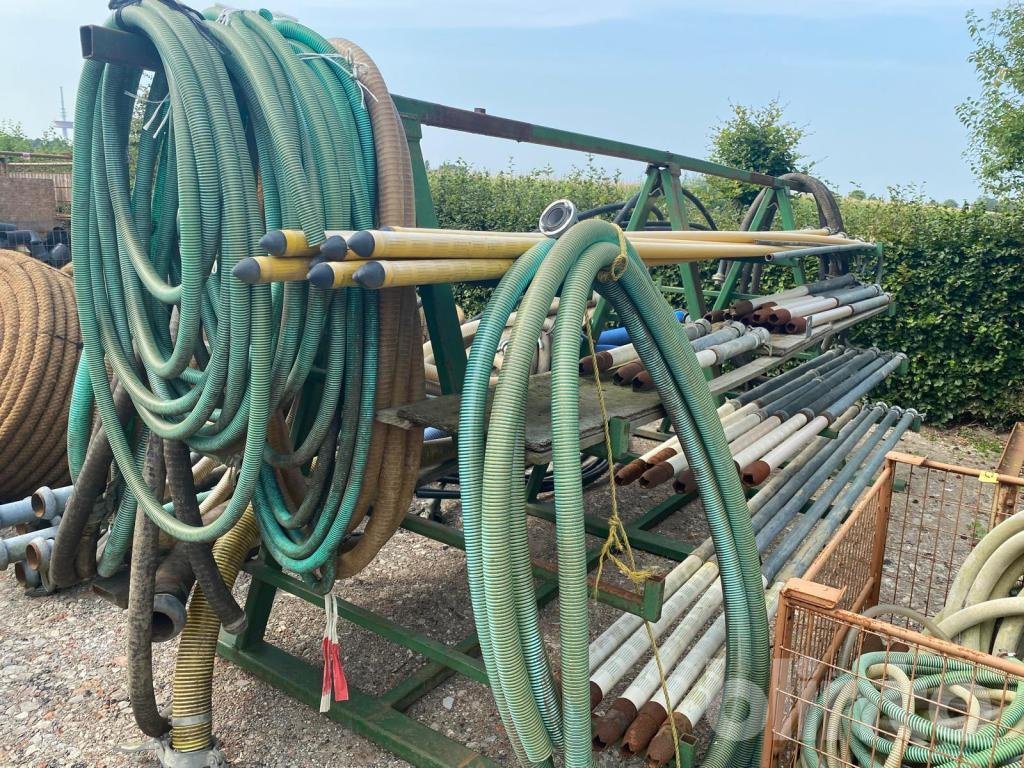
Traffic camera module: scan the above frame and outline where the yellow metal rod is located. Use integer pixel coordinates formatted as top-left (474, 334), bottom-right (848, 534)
top-left (265, 226), bottom-right (859, 259)
top-left (351, 259), bottom-right (516, 289)
top-left (232, 256), bottom-right (315, 284)
top-left (303, 261), bottom-right (362, 289)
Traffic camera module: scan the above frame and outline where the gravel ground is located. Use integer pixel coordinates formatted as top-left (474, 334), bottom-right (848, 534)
top-left (0, 422), bottom-right (1008, 768)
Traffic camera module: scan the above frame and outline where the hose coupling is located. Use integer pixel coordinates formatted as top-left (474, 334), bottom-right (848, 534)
top-left (119, 734), bottom-right (226, 768)
top-left (538, 199), bottom-right (578, 238)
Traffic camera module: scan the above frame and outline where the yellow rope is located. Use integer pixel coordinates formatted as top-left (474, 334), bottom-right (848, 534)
top-left (583, 286), bottom-right (682, 766)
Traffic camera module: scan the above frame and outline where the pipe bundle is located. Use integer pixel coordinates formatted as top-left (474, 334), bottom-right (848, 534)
top-left (232, 224), bottom-right (870, 290)
top-left (616, 348), bottom-right (904, 492)
top-left (710, 274), bottom-right (892, 335)
top-left (591, 403), bottom-right (918, 764)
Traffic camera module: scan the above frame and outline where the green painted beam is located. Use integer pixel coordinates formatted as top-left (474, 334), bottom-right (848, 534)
top-left (243, 561), bottom-right (488, 684)
top-left (392, 95), bottom-right (787, 189)
top-left (217, 639), bottom-right (500, 768)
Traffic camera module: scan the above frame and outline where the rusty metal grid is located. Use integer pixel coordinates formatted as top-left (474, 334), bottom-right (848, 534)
top-left (767, 588), bottom-right (1024, 768)
top-left (763, 451), bottom-right (1024, 768)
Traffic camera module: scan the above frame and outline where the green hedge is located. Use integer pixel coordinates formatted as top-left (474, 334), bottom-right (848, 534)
top-left (427, 162), bottom-right (1024, 427)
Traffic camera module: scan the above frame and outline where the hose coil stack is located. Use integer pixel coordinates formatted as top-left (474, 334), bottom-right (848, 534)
top-left (0, 249), bottom-right (79, 502)
top-left (69, 2), bottom-right (421, 589)
top-left (459, 219), bottom-right (768, 768)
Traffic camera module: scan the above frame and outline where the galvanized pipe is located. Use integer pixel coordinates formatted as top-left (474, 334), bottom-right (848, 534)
top-left (31, 485), bottom-right (74, 521)
top-left (0, 517), bottom-right (62, 570)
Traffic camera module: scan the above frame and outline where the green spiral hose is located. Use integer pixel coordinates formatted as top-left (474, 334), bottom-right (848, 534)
top-left (801, 651), bottom-right (1024, 767)
top-left (458, 219), bottom-right (769, 768)
top-left (70, 2), bottom-right (386, 581)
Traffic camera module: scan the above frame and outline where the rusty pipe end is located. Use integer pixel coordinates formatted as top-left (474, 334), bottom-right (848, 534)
top-left (672, 470), bottom-right (696, 495)
top-left (14, 561), bottom-right (40, 588)
top-left (594, 698), bottom-right (638, 749)
top-left (613, 361), bottom-right (644, 385)
top-left (632, 370), bottom-right (655, 392)
top-left (622, 700), bottom-right (668, 755)
top-left (31, 488), bottom-right (55, 519)
top-left (25, 536), bottom-right (52, 573)
top-left (730, 299), bottom-right (754, 318)
top-left (786, 316), bottom-right (808, 334)
top-left (648, 446), bottom-right (679, 465)
top-left (614, 461), bottom-right (647, 486)
top-left (590, 680), bottom-right (604, 712)
top-left (151, 593), bottom-right (188, 643)
top-left (640, 462), bottom-right (675, 489)
top-left (703, 309), bottom-right (727, 323)
top-left (580, 350), bottom-right (613, 375)
top-left (769, 307), bottom-right (793, 324)
top-left (742, 460), bottom-right (771, 487)
top-left (645, 712), bottom-right (691, 767)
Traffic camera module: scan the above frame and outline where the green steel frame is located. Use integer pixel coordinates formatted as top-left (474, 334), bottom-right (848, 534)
top-left (221, 99), bottom-right (848, 768)
top-left (77, 24), bottom-right (878, 767)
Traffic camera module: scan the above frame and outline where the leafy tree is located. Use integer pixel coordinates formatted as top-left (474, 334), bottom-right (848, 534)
top-left (848, 189), bottom-right (867, 200)
top-left (958, 4), bottom-right (1024, 196)
top-left (0, 120), bottom-right (71, 154)
top-left (707, 100), bottom-right (809, 206)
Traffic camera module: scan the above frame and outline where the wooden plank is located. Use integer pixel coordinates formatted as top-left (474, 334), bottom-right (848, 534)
top-left (379, 305), bottom-right (892, 463)
top-left (380, 372), bottom-right (664, 464)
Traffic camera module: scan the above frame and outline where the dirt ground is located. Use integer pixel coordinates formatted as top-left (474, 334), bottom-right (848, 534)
top-left (0, 422), bottom-right (1009, 768)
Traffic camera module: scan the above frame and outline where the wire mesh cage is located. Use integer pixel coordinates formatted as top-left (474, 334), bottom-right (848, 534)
top-left (763, 450), bottom-right (1024, 768)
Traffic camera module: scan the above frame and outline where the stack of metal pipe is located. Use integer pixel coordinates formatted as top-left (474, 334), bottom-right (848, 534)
top-left (0, 485), bottom-right (72, 591)
top-left (616, 347), bottom-right (904, 492)
top-left (591, 400), bottom-right (919, 764)
top-left (707, 274), bottom-right (892, 335)
top-left (597, 321), bottom-right (771, 390)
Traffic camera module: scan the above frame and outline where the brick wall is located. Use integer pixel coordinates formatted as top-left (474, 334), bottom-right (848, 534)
top-left (0, 176), bottom-right (56, 234)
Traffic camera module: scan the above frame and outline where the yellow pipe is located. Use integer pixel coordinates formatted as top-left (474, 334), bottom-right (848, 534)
top-left (171, 507), bottom-right (260, 753)
top-left (352, 258), bottom-right (516, 289)
top-left (232, 256), bottom-right (315, 284)
top-left (305, 260), bottom-right (366, 289)
top-left (265, 226), bottom-right (859, 260)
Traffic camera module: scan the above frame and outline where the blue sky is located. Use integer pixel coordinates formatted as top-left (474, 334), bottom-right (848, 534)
top-left (0, 0), bottom-right (998, 201)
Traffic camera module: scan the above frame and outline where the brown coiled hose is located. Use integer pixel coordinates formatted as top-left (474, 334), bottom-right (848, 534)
top-left (0, 250), bottom-right (80, 502)
top-left (329, 38), bottom-right (425, 576)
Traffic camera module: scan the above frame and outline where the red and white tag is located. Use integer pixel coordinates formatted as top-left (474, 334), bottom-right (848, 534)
top-left (320, 593), bottom-right (349, 712)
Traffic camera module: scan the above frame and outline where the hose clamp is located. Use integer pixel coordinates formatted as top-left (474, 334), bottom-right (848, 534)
top-left (118, 734), bottom-right (226, 768)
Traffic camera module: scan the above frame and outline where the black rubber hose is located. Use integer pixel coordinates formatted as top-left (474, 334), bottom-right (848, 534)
top-left (164, 439), bottom-right (247, 634)
top-left (152, 544), bottom-right (194, 643)
top-left (50, 383), bottom-right (133, 589)
top-left (127, 433), bottom-right (170, 738)
top-left (680, 187), bottom-right (719, 231)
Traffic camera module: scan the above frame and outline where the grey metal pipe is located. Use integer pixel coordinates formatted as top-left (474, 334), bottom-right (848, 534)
top-left (0, 517), bottom-right (62, 570)
top-left (731, 347), bottom-right (845, 406)
top-left (0, 496), bottom-right (36, 528)
top-left (30, 485), bottom-right (74, 521)
top-left (749, 406), bottom-right (885, 549)
top-left (765, 350), bottom-right (880, 420)
top-left (792, 351), bottom-right (891, 419)
top-left (783, 408), bottom-right (918, 579)
top-left (762, 407), bottom-right (905, 580)
top-left (689, 321), bottom-right (746, 352)
top-left (821, 353), bottom-right (907, 421)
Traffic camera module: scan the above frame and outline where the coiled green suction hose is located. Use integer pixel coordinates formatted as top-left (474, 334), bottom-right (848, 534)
top-left (801, 651), bottom-right (1024, 767)
top-left (458, 219), bottom-right (768, 768)
top-left (70, 2), bottom-right (420, 584)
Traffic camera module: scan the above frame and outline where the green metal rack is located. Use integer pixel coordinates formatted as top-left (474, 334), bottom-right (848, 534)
top-left (215, 97), bottom-right (852, 768)
top-left (77, 25), bottom-right (883, 766)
